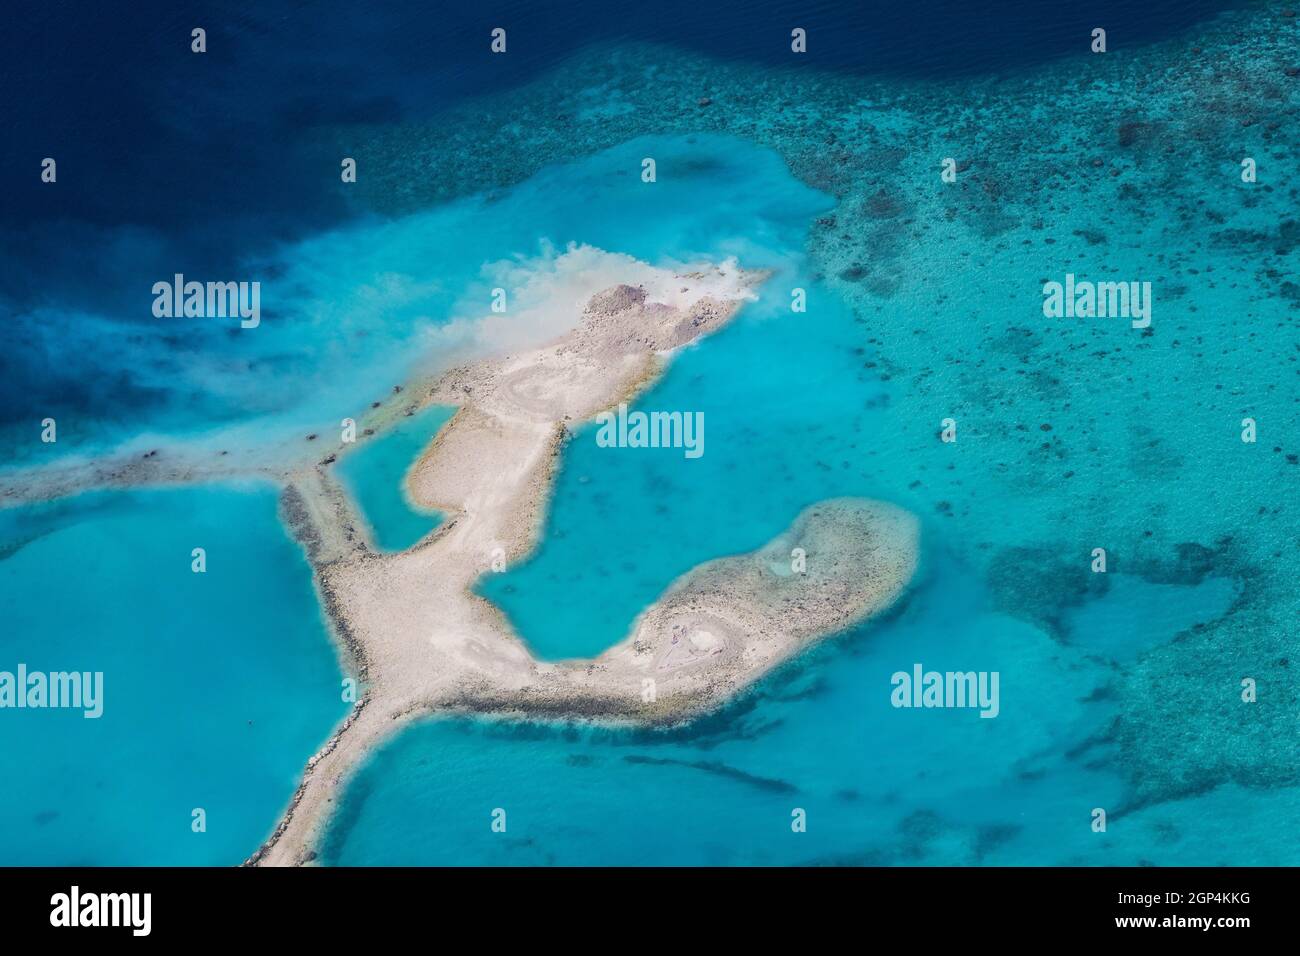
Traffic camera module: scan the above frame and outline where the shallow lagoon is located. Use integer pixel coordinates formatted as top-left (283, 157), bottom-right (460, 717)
top-left (0, 484), bottom-right (345, 865)
top-left (337, 404), bottom-right (455, 552)
top-left (324, 555), bottom-right (1243, 866)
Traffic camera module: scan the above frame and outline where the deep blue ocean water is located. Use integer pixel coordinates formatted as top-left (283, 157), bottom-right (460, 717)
top-left (2, 1), bottom-right (1294, 866)
top-left (0, 0), bottom-right (1240, 449)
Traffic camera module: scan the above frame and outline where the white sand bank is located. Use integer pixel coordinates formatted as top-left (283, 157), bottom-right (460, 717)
top-left (250, 271), bottom-right (919, 866)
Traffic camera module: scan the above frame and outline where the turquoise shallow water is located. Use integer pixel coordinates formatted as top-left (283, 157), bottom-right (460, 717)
top-left (3, 134), bottom-right (837, 466)
top-left (4, 4), bottom-right (1296, 867)
top-left (0, 484), bottom-right (345, 865)
top-left (325, 558), bottom-right (1245, 866)
top-left (477, 135), bottom-right (839, 659)
top-left (323, 127), bottom-right (1260, 862)
top-left (337, 404), bottom-right (455, 552)
top-left (322, 10), bottom-right (1300, 863)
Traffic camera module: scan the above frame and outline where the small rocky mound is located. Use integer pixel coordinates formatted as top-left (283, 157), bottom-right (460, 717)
top-left (585, 284), bottom-right (647, 315)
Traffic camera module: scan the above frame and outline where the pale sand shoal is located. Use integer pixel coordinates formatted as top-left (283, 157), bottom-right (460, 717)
top-left (249, 270), bottom-right (920, 866)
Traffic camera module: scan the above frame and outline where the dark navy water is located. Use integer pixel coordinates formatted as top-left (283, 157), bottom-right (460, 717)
top-left (1, 1), bottom-right (1240, 432)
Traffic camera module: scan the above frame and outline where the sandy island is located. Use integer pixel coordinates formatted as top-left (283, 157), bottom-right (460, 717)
top-left (0, 264), bottom-right (919, 866)
top-left (246, 272), bottom-right (920, 865)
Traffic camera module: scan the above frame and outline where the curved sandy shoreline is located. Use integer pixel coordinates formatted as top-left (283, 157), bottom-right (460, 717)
top-left (247, 273), bottom-right (920, 866)
top-left (0, 264), bottom-right (919, 867)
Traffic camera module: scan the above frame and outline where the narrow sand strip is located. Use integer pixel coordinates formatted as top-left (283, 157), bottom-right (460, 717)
top-left (249, 272), bottom-right (920, 866)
